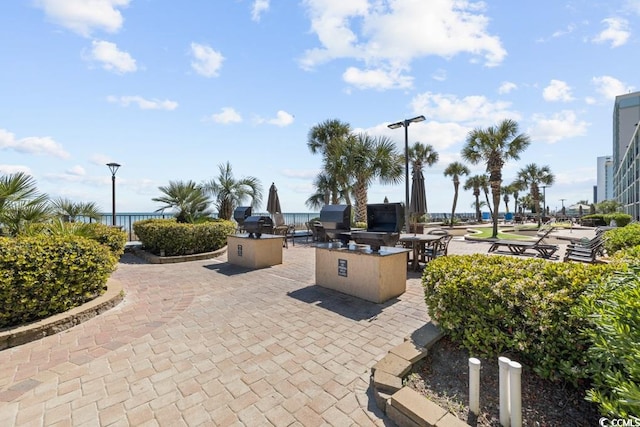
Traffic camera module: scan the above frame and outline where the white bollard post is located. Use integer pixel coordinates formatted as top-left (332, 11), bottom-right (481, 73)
top-left (509, 361), bottom-right (522, 427)
top-left (498, 357), bottom-right (511, 427)
top-left (468, 358), bottom-right (481, 415)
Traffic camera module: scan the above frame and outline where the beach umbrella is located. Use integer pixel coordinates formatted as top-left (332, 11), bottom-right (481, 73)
top-left (409, 169), bottom-right (427, 222)
top-left (266, 182), bottom-right (282, 214)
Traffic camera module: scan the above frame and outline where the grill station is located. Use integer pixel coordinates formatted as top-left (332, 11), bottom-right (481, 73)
top-left (319, 204), bottom-right (352, 245)
top-left (233, 206), bottom-right (252, 228)
top-left (243, 215), bottom-right (273, 238)
top-left (351, 203), bottom-right (404, 252)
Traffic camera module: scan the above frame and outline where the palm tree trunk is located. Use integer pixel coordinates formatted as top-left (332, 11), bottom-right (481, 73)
top-left (490, 183), bottom-right (501, 238)
top-left (450, 183), bottom-right (459, 228)
top-left (354, 180), bottom-right (367, 223)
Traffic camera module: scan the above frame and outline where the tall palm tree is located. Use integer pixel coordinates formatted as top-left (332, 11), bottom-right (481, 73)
top-left (305, 172), bottom-right (348, 210)
top-left (202, 162), bottom-right (263, 220)
top-left (501, 185), bottom-right (512, 213)
top-left (516, 163), bottom-right (555, 226)
top-left (0, 172), bottom-right (50, 236)
top-left (443, 162), bottom-right (469, 227)
top-left (342, 133), bottom-right (403, 223)
top-left (461, 119), bottom-right (531, 238)
top-left (50, 197), bottom-right (102, 222)
top-left (464, 175), bottom-right (484, 222)
top-left (152, 180), bottom-right (211, 223)
top-left (307, 119), bottom-right (353, 205)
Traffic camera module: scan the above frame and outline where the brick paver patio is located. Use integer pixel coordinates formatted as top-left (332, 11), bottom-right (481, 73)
top-left (0, 231), bottom-right (585, 426)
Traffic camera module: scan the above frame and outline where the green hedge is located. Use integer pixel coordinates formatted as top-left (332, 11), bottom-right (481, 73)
top-left (0, 235), bottom-right (118, 328)
top-left (422, 254), bottom-right (619, 383)
top-left (603, 223), bottom-right (640, 255)
top-left (579, 264), bottom-right (640, 418)
top-left (133, 218), bottom-right (236, 256)
top-left (581, 213), bottom-right (632, 227)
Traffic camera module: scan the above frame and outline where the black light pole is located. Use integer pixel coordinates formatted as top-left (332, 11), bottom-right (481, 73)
top-left (388, 115), bottom-right (426, 233)
top-left (541, 185), bottom-right (547, 217)
top-left (106, 163), bottom-right (121, 226)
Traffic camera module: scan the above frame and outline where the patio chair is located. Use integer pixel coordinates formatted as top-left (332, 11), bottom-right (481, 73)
top-left (487, 227), bottom-right (559, 259)
top-left (563, 240), bottom-right (605, 263)
top-left (272, 213), bottom-right (296, 248)
top-left (423, 234), bottom-right (453, 261)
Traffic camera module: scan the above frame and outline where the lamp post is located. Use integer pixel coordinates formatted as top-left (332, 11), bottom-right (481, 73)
top-left (106, 163), bottom-right (121, 226)
top-left (541, 185), bottom-right (547, 217)
top-left (388, 115), bottom-right (426, 233)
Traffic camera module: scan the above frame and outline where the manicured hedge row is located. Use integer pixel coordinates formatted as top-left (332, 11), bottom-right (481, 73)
top-left (422, 254), bottom-right (620, 383)
top-left (0, 235), bottom-right (118, 328)
top-left (133, 218), bottom-right (236, 256)
top-left (581, 213), bottom-right (632, 227)
top-left (603, 222), bottom-right (640, 254)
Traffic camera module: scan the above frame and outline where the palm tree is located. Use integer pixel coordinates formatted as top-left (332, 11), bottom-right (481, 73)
top-left (305, 172), bottom-right (348, 210)
top-left (341, 133), bottom-right (403, 223)
top-left (407, 142), bottom-right (439, 222)
top-left (152, 180), bottom-right (211, 223)
top-left (307, 119), bottom-right (353, 205)
top-left (516, 163), bottom-right (555, 226)
top-left (0, 172), bottom-right (50, 236)
top-left (461, 119), bottom-right (531, 238)
top-left (443, 162), bottom-right (469, 228)
top-left (464, 175), bottom-right (484, 222)
top-left (202, 162), bottom-right (263, 220)
top-left (501, 185), bottom-right (512, 213)
top-left (50, 197), bottom-right (102, 222)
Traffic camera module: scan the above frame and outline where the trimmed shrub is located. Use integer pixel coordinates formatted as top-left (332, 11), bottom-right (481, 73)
top-left (603, 223), bottom-right (640, 255)
top-left (85, 223), bottom-right (127, 257)
top-left (0, 235), bottom-right (118, 328)
top-left (578, 264), bottom-right (640, 418)
top-left (422, 254), bottom-right (618, 383)
top-left (581, 213), bottom-right (632, 227)
top-left (133, 218), bottom-right (235, 256)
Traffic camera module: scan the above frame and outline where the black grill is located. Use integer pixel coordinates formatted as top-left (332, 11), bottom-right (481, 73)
top-left (319, 204), bottom-right (351, 245)
top-left (351, 203), bottom-right (404, 252)
top-left (233, 206), bottom-right (252, 227)
top-left (243, 216), bottom-right (273, 238)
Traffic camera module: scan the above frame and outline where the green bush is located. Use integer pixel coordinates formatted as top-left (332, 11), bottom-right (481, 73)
top-left (85, 223), bottom-right (127, 257)
top-left (578, 264), bottom-right (640, 418)
top-left (582, 213), bottom-right (632, 227)
top-left (603, 223), bottom-right (640, 255)
top-left (422, 254), bottom-right (618, 383)
top-left (0, 235), bottom-right (118, 328)
top-left (133, 218), bottom-right (235, 256)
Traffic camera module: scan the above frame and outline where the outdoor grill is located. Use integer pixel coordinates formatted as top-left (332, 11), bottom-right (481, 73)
top-left (319, 204), bottom-right (351, 245)
top-left (243, 215), bottom-right (273, 238)
top-left (351, 203), bottom-right (404, 252)
top-left (233, 206), bottom-right (252, 227)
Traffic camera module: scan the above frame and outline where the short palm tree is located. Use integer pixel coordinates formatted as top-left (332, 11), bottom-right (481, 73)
top-left (464, 175), bottom-right (484, 222)
top-left (152, 180), bottom-right (211, 223)
top-left (443, 162), bottom-right (469, 227)
top-left (0, 172), bottom-right (50, 235)
top-left (51, 197), bottom-right (102, 222)
top-left (342, 133), bottom-right (403, 223)
top-left (202, 162), bottom-right (262, 220)
top-left (407, 142), bottom-right (439, 221)
top-left (305, 172), bottom-right (348, 210)
top-left (516, 163), bottom-right (555, 226)
top-left (461, 119), bottom-right (531, 238)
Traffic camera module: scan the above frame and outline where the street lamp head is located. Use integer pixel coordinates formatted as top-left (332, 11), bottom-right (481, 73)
top-left (407, 115), bottom-right (425, 124)
top-left (106, 162), bottom-right (121, 176)
top-left (387, 122), bottom-right (403, 129)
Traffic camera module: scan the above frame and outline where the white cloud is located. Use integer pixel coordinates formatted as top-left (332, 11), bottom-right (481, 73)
top-left (0, 128), bottom-right (70, 159)
top-left (528, 110), bottom-right (589, 143)
top-left (542, 80), bottom-right (574, 102)
top-left (342, 66), bottom-right (412, 90)
top-left (592, 17), bottom-right (630, 48)
top-left (591, 76), bottom-right (635, 101)
top-left (211, 107), bottom-right (243, 124)
top-left (498, 81), bottom-right (517, 94)
top-left (299, 0), bottom-right (506, 90)
top-left (431, 69), bottom-right (447, 82)
top-left (67, 165), bottom-right (86, 176)
top-left (107, 95), bottom-right (178, 110)
top-left (90, 154), bottom-right (113, 166)
top-left (0, 164), bottom-right (32, 175)
top-left (190, 42), bottom-right (224, 77)
top-left (410, 92), bottom-right (520, 127)
top-left (87, 40), bottom-right (137, 74)
top-left (35, 0), bottom-right (130, 37)
top-left (267, 110), bottom-right (295, 127)
top-left (251, 0), bottom-right (270, 22)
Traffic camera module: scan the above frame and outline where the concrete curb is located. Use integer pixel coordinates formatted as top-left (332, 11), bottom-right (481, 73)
top-left (0, 278), bottom-right (124, 351)
top-left (131, 246), bottom-right (227, 264)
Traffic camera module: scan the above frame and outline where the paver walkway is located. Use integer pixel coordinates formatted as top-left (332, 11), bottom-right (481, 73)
top-left (0, 230), bottom-right (588, 426)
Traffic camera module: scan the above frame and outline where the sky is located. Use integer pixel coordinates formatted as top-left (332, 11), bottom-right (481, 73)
top-left (1, 0), bottom-right (638, 215)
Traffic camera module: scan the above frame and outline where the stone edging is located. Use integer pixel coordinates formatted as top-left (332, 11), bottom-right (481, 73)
top-left (370, 322), bottom-right (470, 427)
top-left (0, 278), bottom-right (124, 351)
top-left (131, 246), bottom-right (227, 264)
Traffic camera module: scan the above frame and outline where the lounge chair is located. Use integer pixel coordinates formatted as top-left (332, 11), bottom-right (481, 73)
top-left (488, 227), bottom-right (559, 259)
top-left (563, 240), bottom-right (605, 263)
top-left (272, 213), bottom-right (296, 248)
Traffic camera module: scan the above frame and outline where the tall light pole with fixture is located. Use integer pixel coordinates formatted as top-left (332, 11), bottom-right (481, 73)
top-left (541, 185), bottom-right (547, 217)
top-left (388, 115), bottom-right (426, 233)
top-left (106, 163), bottom-right (121, 226)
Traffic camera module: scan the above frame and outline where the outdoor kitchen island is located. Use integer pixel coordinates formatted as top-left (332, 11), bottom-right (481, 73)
top-left (227, 234), bottom-right (284, 269)
top-left (315, 243), bottom-right (410, 304)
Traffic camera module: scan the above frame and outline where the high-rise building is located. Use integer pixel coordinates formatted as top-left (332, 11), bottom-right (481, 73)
top-left (612, 91), bottom-right (640, 220)
top-left (596, 155), bottom-right (613, 203)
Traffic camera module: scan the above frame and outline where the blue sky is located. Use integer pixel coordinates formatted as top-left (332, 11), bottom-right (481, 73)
top-left (0, 0), bottom-right (637, 215)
